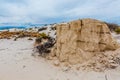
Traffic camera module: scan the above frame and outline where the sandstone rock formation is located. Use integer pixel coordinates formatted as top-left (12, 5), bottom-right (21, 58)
top-left (52, 18), bottom-right (120, 64)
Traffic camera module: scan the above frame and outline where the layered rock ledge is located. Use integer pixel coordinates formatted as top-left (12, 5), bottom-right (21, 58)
top-left (51, 18), bottom-right (120, 64)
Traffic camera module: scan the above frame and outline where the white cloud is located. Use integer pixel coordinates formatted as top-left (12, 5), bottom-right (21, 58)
top-left (0, 0), bottom-right (120, 23)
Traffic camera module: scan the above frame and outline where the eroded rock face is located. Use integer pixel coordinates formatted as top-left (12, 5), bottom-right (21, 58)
top-left (53, 18), bottom-right (120, 64)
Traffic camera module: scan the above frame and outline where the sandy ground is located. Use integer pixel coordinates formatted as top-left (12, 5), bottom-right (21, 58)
top-left (112, 33), bottom-right (120, 43)
top-left (0, 38), bottom-right (120, 80)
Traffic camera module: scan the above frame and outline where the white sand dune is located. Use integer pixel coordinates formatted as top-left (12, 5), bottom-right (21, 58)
top-left (0, 38), bottom-right (120, 80)
top-left (112, 32), bottom-right (120, 43)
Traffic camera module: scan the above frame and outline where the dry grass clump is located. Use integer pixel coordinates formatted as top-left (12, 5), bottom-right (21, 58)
top-left (0, 31), bottom-right (40, 39)
top-left (38, 27), bottom-right (47, 31)
top-left (51, 26), bottom-right (56, 30)
top-left (28, 37), bottom-right (33, 40)
top-left (115, 28), bottom-right (120, 34)
top-left (39, 32), bottom-right (48, 39)
top-left (34, 35), bottom-right (56, 57)
top-left (106, 22), bottom-right (120, 32)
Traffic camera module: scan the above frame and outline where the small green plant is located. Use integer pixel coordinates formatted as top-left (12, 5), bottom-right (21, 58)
top-left (29, 28), bottom-right (33, 30)
top-left (115, 28), bottom-right (120, 34)
top-left (40, 33), bottom-right (48, 39)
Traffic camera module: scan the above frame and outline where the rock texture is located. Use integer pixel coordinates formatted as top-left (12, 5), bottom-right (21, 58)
top-left (53, 18), bottom-right (120, 64)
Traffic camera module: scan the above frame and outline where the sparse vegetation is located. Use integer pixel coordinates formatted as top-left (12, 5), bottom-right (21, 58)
top-left (38, 27), bottom-right (47, 31)
top-left (35, 37), bottom-right (42, 44)
top-left (29, 28), bottom-right (33, 30)
top-left (28, 37), bottom-right (33, 40)
top-left (51, 26), bottom-right (56, 30)
top-left (34, 36), bottom-right (56, 57)
top-left (115, 28), bottom-right (120, 34)
top-left (106, 22), bottom-right (120, 32)
top-left (35, 33), bottom-right (48, 44)
top-left (14, 37), bottom-right (18, 41)
top-left (0, 31), bottom-right (40, 39)
top-left (39, 32), bottom-right (48, 39)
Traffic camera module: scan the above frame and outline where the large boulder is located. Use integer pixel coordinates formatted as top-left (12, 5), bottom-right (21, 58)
top-left (53, 18), bottom-right (120, 64)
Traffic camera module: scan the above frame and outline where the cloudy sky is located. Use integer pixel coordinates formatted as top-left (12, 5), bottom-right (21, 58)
top-left (0, 0), bottom-right (120, 24)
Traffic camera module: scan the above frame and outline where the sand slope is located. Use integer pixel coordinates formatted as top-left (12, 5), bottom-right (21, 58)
top-left (0, 38), bottom-right (120, 80)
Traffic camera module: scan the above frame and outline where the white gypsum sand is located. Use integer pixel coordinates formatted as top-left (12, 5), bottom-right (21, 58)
top-left (0, 38), bottom-right (120, 80)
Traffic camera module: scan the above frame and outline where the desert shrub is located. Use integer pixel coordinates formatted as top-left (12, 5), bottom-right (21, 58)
top-left (35, 37), bottom-right (42, 44)
top-left (106, 23), bottom-right (119, 32)
top-left (40, 33), bottom-right (48, 39)
top-left (54, 32), bottom-right (56, 35)
top-left (14, 37), bottom-right (18, 41)
top-left (51, 26), bottom-right (56, 30)
top-left (38, 27), bottom-right (47, 31)
top-left (115, 28), bottom-right (120, 34)
top-left (18, 32), bottom-right (25, 38)
top-left (34, 36), bottom-right (56, 57)
top-left (28, 37), bottom-right (33, 40)
top-left (29, 28), bottom-right (33, 30)
top-left (0, 31), bottom-right (40, 39)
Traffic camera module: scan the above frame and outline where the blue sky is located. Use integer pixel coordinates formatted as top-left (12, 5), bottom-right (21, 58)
top-left (0, 0), bottom-right (120, 24)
